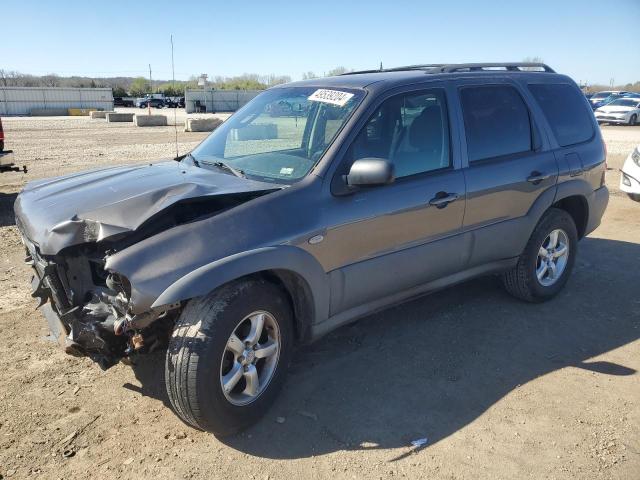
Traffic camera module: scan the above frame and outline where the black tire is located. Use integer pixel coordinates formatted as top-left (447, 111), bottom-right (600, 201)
top-left (502, 208), bottom-right (578, 302)
top-left (165, 278), bottom-right (293, 436)
top-left (628, 193), bottom-right (640, 202)
top-left (629, 114), bottom-right (637, 126)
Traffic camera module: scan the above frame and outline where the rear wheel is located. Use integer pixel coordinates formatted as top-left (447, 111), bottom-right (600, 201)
top-left (502, 208), bottom-right (578, 302)
top-left (628, 193), bottom-right (640, 202)
top-left (165, 278), bottom-right (293, 436)
top-left (629, 114), bottom-right (637, 126)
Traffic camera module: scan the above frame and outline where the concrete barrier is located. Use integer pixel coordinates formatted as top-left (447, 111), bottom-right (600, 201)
top-left (134, 114), bottom-right (167, 127)
top-left (31, 108), bottom-right (69, 116)
top-left (68, 108), bottom-right (96, 116)
top-left (106, 113), bottom-right (135, 123)
top-left (184, 117), bottom-right (223, 132)
top-left (90, 110), bottom-right (114, 119)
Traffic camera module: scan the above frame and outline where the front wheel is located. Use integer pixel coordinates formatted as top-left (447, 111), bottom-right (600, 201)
top-left (165, 279), bottom-right (293, 436)
top-left (502, 208), bottom-right (578, 302)
top-left (628, 114), bottom-right (637, 126)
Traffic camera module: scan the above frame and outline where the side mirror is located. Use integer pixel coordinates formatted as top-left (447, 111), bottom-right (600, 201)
top-left (345, 158), bottom-right (395, 187)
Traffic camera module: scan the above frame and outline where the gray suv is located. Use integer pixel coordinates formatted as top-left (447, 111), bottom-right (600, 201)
top-left (14, 63), bottom-right (609, 435)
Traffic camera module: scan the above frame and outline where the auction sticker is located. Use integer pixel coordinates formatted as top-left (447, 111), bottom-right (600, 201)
top-left (308, 89), bottom-right (354, 107)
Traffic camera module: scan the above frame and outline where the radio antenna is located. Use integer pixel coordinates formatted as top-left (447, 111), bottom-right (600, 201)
top-left (171, 34), bottom-right (179, 158)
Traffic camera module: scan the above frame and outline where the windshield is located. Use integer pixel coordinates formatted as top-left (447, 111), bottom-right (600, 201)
top-left (592, 92), bottom-right (612, 99)
top-left (190, 86), bottom-right (364, 184)
top-left (608, 99), bottom-right (639, 107)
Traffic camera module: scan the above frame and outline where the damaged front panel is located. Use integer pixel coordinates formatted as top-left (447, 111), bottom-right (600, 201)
top-left (15, 160), bottom-right (282, 368)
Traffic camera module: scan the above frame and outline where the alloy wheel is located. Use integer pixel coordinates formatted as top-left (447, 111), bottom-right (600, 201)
top-left (219, 311), bottom-right (281, 406)
top-left (536, 229), bottom-right (570, 287)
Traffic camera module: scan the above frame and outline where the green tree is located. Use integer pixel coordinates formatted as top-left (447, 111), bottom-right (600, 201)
top-left (112, 86), bottom-right (127, 98)
top-left (130, 77), bottom-right (151, 97)
top-left (158, 83), bottom-right (184, 97)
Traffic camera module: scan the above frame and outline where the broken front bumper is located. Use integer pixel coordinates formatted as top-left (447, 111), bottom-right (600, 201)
top-left (19, 224), bottom-right (128, 369)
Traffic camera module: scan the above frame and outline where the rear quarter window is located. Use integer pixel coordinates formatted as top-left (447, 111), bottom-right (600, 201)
top-left (528, 83), bottom-right (594, 147)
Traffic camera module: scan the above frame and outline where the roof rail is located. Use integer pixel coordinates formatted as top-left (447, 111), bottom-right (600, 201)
top-left (437, 62), bottom-right (555, 73)
top-left (339, 62), bottom-right (556, 76)
top-left (341, 64), bottom-right (445, 75)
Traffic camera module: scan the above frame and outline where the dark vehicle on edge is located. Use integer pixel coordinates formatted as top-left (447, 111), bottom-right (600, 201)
top-left (14, 63), bottom-right (609, 435)
top-left (1, 116), bottom-right (26, 173)
top-left (113, 97), bottom-right (135, 107)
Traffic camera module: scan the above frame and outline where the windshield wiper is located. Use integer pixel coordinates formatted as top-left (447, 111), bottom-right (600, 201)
top-left (202, 160), bottom-right (246, 178)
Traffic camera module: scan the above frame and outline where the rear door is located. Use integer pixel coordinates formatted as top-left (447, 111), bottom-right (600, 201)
top-left (527, 82), bottom-right (604, 194)
top-left (453, 80), bottom-right (559, 267)
top-left (314, 85), bottom-right (467, 315)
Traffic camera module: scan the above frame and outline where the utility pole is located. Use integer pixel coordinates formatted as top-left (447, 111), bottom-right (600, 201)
top-left (148, 64), bottom-right (152, 115)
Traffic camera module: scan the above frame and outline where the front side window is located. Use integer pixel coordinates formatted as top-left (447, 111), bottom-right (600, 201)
top-left (529, 83), bottom-right (594, 147)
top-left (344, 89), bottom-right (451, 178)
top-left (191, 87), bottom-right (364, 184)
top-left (460, 85), bottom-right (532, 162)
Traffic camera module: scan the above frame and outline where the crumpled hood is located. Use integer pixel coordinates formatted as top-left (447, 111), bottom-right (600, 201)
top-left (14, 160), bottom-right (280, 255)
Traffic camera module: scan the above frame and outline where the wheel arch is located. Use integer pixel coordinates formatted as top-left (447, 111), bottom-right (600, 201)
top-left (553, 179), bottom-right (593, 239)
top-left (552, 194), bottom-right (588, 238)
top-left (151, 246), bottom-right (329, 342)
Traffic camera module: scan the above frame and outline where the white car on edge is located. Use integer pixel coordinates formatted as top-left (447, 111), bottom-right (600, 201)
top-left (621, 145), bottom-right (640, 201)
top-left (595, 97), bottom-right (640, 126)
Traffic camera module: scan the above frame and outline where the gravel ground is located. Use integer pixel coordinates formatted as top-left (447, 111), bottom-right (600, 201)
top-left (0, 116), bottom-right (638, 480)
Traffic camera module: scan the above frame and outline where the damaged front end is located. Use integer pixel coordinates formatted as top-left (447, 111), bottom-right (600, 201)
top-left (14, 161), bottom-right (282, 369)
top-left (24, 232), bottom-right (179, 369)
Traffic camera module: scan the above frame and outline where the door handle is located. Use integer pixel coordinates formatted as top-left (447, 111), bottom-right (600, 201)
top-left (429, 192), bottom-right (459, 208)
top-left (526, 171), bottom-right (551, 185)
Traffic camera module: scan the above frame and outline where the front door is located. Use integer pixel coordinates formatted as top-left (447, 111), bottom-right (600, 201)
top-left (316, 86), bottom-right (467, 315)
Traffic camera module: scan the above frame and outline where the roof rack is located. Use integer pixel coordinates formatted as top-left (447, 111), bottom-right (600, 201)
top-left (341, 64), bottom-right (445, 76)
top-left (340, 62), bottom-right (555, 76)
top-left (436, 62), bottom-right (555, 73)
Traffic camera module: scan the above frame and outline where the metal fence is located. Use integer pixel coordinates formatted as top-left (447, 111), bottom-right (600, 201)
top-left (185, 89), bottom-right (262, 113)
top-left (0, 87), bottom-right (114, 115)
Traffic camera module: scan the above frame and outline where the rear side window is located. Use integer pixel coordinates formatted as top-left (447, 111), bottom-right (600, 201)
top-left (460, 85), bottom-right (532, 162)
top-left (528, 83), bottom-right (594, 147)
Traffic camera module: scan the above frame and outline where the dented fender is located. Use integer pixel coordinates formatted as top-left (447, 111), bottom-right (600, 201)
top-left (149, 245), bottom-right (329, 326)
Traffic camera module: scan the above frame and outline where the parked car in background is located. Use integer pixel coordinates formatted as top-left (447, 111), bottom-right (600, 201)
top-left (0, 116), bottom-right (4, 152)
top-left (0, 117), bottom-right (26, 173)
top-left (591, 93), bottom-right (625, 110)
top-left (14, 62), bottom-right (609, 435)
top-left (595, 98), bottom-right (640, 125)
top-left (165, 98), bottom-right (176, 108)
top-left (137, 98), bottom-right (165, 108)
top-left (178, 97), bottom-right (185, 108)
top-left (588, 91), bottom-right (630, 108)
top-left (620, 145), bottom-right (640, 201)
top-left (114, 97), bottom-right (135, 107)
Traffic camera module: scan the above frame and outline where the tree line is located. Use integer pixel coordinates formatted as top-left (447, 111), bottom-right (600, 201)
top-left (0, 67), bottom-right (354, 97)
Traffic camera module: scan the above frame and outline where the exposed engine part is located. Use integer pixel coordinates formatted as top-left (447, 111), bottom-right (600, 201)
top-left (131, 333), bottom-right (145, 351)
top-left (113, 303), bottom-right (179, 336)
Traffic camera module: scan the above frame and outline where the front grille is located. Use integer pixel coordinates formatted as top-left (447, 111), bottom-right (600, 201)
top-left (21, 232), bottom-right (72, 312)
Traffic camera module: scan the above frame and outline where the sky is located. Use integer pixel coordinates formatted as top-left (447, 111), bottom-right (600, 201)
top-left (2, 0), bottom-right (639, 86)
